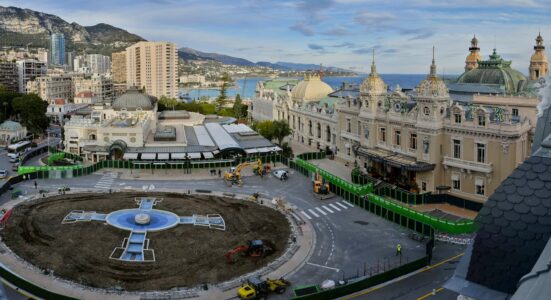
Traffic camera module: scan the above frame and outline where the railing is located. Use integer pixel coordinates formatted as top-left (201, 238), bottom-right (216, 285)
top-left (443, 156), bottom-right (493, 173)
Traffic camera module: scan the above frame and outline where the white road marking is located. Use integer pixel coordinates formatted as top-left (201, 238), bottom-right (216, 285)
top-left (301, 211), bottom-right (312, 220)
top-left (322, 205), bottom-right (334, 213)
top-left (328, 203), bottom-right (341, 211)
top-left (308, 209), bottom-right (320, 218)
top-left (342, 200), bottom-right (354, 207)
top-left (306, 262), bottom-right (340, 272)
top-left (315, 207), bottom-right (327, 216)
top-left (336, 202), bottom-right (348, 209)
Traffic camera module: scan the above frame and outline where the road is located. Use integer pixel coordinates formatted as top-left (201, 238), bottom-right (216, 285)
top-left (0, 168), bottom-right (464, 299)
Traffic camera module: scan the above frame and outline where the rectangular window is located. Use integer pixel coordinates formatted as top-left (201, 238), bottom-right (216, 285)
top-left (512, 108), bottom-right (519, 117)
top-left (395, 130), bottom-right (401, 146)
top-left (379, 127), bottom-right (386, 142)
top-left (347, 120), bottom-right (351, 133)
top-left (476, 178), bottom-right (485, 196)
top-left (477, 143), bottom-right (486, 163)
top-left (358, 121), bottom-right (361, 135)
top-left (422, 182), bottom-right (427, 192)
top-left (410, 133), bottom-right (417, 150)
top-left (452, 174), bottom-right (461, 190)
top-left (454, 114), bottom-right (461, 123)
top-left (478, 115), bottom-right (486, 126)
top-left (453, 139), bottom-right (461, 159)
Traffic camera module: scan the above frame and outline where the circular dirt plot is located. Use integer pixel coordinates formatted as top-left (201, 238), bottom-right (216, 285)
top-left (1, 192), bottom-right (291, 291)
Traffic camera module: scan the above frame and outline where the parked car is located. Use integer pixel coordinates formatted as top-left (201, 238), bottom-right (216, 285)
top-left (12, 163), bottom-right (19, 172)
top-left (272, 169), bottom-right (289, 181)
top-left (0, 169), bottom-right (7, 179)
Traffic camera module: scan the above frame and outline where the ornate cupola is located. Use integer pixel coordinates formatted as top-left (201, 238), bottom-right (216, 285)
top-left (465, 35), bottom-right (481, 72)
top-left (529, 32), bottom-right (549, 80)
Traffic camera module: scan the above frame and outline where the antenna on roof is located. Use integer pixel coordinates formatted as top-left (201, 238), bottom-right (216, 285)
top-left (319, 63), bottom-right (323, 80)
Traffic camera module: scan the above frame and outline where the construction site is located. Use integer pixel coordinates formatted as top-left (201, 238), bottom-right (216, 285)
top-left (0, 191), bottom-right (291, 291)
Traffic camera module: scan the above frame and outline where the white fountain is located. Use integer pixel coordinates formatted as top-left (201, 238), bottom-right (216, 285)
top-left (134, 213), bottom-right (151, 225)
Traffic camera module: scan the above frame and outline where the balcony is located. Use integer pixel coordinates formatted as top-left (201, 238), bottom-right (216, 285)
top-left (340, 131), bottom-right (360, 142)
top-left (443, 156), bottom-right (493, 174)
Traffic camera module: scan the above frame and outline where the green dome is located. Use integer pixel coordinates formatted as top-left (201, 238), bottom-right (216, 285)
top-left (112, 87), bottom-right (155, 111)
top-left (0, 120), bottom-right (23, 131)
top-left (456, 49), bottom-right (528, 94)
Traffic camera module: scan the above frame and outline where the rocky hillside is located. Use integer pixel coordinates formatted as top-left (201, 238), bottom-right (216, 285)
top-left (0, 6), bottom-right (144, 54)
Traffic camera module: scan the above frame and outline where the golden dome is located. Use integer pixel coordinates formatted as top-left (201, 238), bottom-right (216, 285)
top-left (531, 51), bottom-right (548, 62)
top-left (360, 51), bottom-right (386, 95)
top-left (417, 48), bottom-right (449, 98)
top-left (291, 74), bottom-right (334, 102)
top-left (466, 52), bottom-right (481, 63)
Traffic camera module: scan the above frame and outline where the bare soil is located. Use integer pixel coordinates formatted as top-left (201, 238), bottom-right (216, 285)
top-left (0, 192), bottom-right (291, 291)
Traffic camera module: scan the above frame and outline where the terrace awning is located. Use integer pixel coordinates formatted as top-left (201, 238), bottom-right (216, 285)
top-left (157, 153), bottom-right (169, 160)
top-left (357, 147), bottom-right (435, 172)
top-left (171, 153), bottom-right (186, 160)
top-left (202, 152), bottom-right (214, 159)
top-left (245, 148), bottom-right (258, 154)
top-left (123, 153), bottom-right (138, 160)
top-left (188, 152), bottom-right (201, 159)
top-left (141, 153), bottom-right (156, 160)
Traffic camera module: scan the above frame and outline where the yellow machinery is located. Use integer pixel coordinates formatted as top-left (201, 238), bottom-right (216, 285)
top-left (313, 172), bottom-right (330, 195)
top-left (224, 159), bottom-right (263, 186)
top-left (237, 277), bottom-right (290, 299)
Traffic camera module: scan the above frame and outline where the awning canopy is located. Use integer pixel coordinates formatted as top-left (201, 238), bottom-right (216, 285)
top-left (123, 153), bottom-right (139, 160)
top-left (171, 153), bottom-right (186, 160)
top-left (257, 147), bottom-right (272, 153)
top-left (357, 147), bottom-right (435, 172)
top-left (202, 152), bottom-right (214, 159)
top-left (141, 153), bottom-right (156, 160)
top-left (188, 152), bottom-right (201, 159)
top-left (157, 153), bottom-right (169, 160)
top-left (245, 148), bottom-right (258, 154)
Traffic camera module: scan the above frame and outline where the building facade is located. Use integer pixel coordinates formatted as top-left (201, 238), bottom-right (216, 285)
top-left (16, 59), bottom-right (47, 93)
top-left (26, 75), bottom-right (73, 103)
top-left (73, 74), bottom-right (114, 103)
top-left (111, 51), bottom-right (127, 83)
top-left (50, 33), bottom-right (65, 66)
top-left (529, 33), bottom-right (549, 80)
top-left (0, 61), bottom-right (19, 92)
top-left (126, 41), bottom-right (178, 98)
top-left (87, 54), bottom-right (111, 74)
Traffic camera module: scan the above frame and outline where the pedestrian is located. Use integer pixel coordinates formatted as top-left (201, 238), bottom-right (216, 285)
top-left (34, 181), bottom-right (37, 189)
top-left (395, 244), bottom-right (402, 256)
top-left (218, 169), bottom-right (221, 177)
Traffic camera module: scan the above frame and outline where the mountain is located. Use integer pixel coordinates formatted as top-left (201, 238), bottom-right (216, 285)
top-left (179, 47), bottom-right (256, 66)
top-left (0, 6), bottom-right (145, 54)
top-left (179, 47), bottom-right (353, 72)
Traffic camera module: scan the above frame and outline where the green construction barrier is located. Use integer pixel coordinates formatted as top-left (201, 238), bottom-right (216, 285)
top-left (291, 154), bottom-right (476, 234)
top-left (291, 256), bottom-right (428, 300)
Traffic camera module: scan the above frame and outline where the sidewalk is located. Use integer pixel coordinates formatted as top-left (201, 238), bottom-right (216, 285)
top-left (106, 167), bottom-right (257, 181)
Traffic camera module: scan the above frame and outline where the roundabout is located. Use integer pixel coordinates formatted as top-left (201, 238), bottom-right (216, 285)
top-left (0, 192), bottom-right (292, 291)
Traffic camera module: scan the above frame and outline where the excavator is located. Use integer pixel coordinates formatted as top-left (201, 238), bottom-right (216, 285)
top-left (224, 159), bottom-right (265, 186)
top-left (225, 240), bottom-right (273, 264)
top-left (313, 172), bottom-right (334, 200)
top-left (237, 276), bottom-right (291, 299)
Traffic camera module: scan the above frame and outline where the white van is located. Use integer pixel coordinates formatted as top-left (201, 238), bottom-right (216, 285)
top-left (7, 152), bottom-right (20, 163)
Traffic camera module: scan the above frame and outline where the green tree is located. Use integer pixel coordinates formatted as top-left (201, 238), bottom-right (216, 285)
top-left (254, 120), bottom-right (276, 142)
top-left (273, 120), bottom-right (292, 145)
top-left (158, 96), bottom-right (179, 111)
top-left (232, 93), bottom-right (248, 119)
top-left (0, 88), bottom-right (21, 121)
top-left (12, 93), bottom-right (49, 135)
top-left (215, 73), bottom-right (231, 112)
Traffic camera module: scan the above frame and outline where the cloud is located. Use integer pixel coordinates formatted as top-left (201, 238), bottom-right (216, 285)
top-left (332, 42), bottom-right (357, 48)
top-left (354, 10), bottom-right (396, 28)
top-left (352, 45), bottom-right (382, 54)
top-left (290, 22), bottom-right (315, 36)
top-left (308, 44), bottom-right (325, 50)
top-left (323, 26), bottom-right (351, 36)
top-left (294, 0), bottom-right (335, 22)
top-left (409, 32), bottom-right (435, 40)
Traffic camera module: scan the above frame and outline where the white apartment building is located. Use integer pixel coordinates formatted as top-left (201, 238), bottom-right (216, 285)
top-left (16, 59), bottom-right (47, 93)
top-left (126, 41), bottom-right (178, 98)
top-left (26, 75), bottom-right (73, 103)
top-left (73, 74), bottom-right (114, 103)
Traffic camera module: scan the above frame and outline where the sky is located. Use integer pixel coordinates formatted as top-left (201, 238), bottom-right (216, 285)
top-left (1, 0), bottom-right (550, 74)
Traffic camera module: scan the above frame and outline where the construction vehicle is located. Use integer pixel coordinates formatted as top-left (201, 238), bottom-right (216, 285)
top-left (313, 172), bottom-right (334, 200)
top-left (237, 276), bottom-right (291, 299)
top-left (225, 240), bottom-right (273, 264)
top-left (249, 192), bottom-right (260, 202)
top-left (224, 159), bottom-right (264, 186)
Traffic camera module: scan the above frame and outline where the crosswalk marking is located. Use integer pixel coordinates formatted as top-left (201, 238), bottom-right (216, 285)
top-left (342, 200), bottom-right (354, 208)
top-left (308, 209), bottom-right (319, 218)
top-left (94, 172), bottom-right (117, 189)
top-left (336, 202), bottom-right (348, 209)
top-left (322, 205), bottom-right (334, 213)
top-left (301, 211), bottom-right (312, 220)
top-left (315, 207), bottom-right (327, 216)
top-left (329, 203), bottom-right (341, 211)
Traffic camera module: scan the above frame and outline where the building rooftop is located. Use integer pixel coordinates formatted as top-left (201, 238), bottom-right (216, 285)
top-left (112, 87), bottom-right (155, 111)
top-left (0, 120), bottom-right (23, 131)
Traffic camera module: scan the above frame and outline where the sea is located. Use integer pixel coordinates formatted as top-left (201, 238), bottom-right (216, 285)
top-left (179, 74), bottom-right (429, 102)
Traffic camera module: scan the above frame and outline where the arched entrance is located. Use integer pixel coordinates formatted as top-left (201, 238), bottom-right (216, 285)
top-left (109, 140), bottom-right (128, 160)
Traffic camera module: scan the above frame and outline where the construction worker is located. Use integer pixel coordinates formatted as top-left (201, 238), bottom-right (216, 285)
top-left (396, 244), bottom-right (402, 256)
